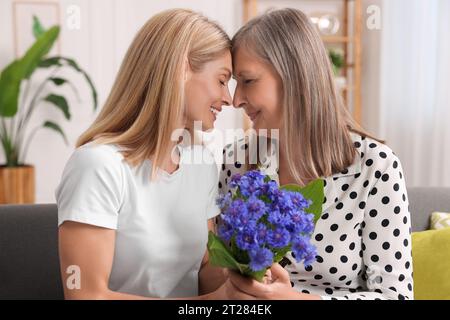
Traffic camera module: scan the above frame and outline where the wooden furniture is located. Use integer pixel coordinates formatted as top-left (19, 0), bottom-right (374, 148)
top-left (0, 166), bottom-right (35, 204)
top-left (242, 0), bottom-right (362, 124)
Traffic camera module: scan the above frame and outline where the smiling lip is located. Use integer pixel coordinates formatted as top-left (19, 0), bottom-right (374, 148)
top-left (246, 111), bottom-right (260, 121)
top-left (210, 106), bottom-right (222, 121)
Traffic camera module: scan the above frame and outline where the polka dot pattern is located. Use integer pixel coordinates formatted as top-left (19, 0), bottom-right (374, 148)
top-left (218, 133), bottom-right (413, 300)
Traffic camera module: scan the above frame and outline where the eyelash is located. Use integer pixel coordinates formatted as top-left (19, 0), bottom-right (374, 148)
top-left (219, 80), bottom-right (226, 86)
top-left (244, 79), bottom-right (254, 84)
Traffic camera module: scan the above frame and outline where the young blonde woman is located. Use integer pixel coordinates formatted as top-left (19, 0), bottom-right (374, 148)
top-left (219, 8), bottom-right (413, 300)
top-left (56, 9), bottom-right (235, 299)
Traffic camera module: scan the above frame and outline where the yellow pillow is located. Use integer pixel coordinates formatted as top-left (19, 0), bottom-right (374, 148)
top-left (412, 228), bottom-right (450, 300)
top-left (430, 211), bottom-right (450, 229)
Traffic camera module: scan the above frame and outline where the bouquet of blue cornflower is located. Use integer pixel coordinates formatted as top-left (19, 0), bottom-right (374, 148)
top-left (207, 170), bottom-right (324, 281)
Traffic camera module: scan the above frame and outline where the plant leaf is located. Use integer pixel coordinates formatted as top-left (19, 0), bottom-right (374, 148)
top-left (0, 26), bottom-right (59, 117)
top-left (20, 26), bottom-right (60, 80)
top-left (43, 94), bottom-right (71, 120)
top-left (0, 60), bottom-right (23, 117)
top-left (281, 179), bottom-right (324, 223)
top-left (207, 232), bottom-right (270, 282)
top-left (32, 15), bottom-right (46, 39)
top-left (207, 231), bottom-right (244, 273)
top-left (38, 56), bottom-right (97, 111)
top-left (43, 121), bottom-right (68, 144)
top-left (273, 246), bottom-right (292, 263)
top-left (38, 57), bottom-right (63, 68)
top-left (49, 77), bottom-right (66, 86)
top-left (49, 77), bottom-right (81, 102)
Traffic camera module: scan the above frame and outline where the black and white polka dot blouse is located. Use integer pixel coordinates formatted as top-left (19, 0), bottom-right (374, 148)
top-left (218, 132), bottom-right (414, 300)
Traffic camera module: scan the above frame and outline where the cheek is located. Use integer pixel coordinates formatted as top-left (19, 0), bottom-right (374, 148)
top-left (186, 81), bottom-right (214, 115)
top-left (249, 85), bottom-right (283, 126)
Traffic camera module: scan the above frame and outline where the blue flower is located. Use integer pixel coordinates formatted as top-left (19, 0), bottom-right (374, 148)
top-left (216, 192), bottom-right (232, 210)
top-left (218, 222), bottom-right (234, 242)
top-left (245, 170), bottom-right (266, 184)
top-left (255, 223), bottom-right (268, 244)
top-left (277, 191), bottom-right (295, 213)
top-left (222, 199), bottom-right (248, 229)
top-left (267, 208), bottom-right (290, 227)
top-left (291, 234), bottom-right (317, 265)
top-left (236, 226), bottom-right (258, 250)
top-left (289, 192), bottom-right (310, 210)
top-left (229, 173), bottom-right (242, 188)
top-left (246, 196), bottom-right (266, 220)
top-left (248, 247), bottom-right (274, 272)
top-left (237, 170), bottom-right (265, 198)
top-left (303, 249), bottom-right (317, 267)
top-left (260, 180), bottom-right (280, 201)
top-left (267, 227), bottom-right (291, 248)
top-left (287, 211), bottom-right (315, 235)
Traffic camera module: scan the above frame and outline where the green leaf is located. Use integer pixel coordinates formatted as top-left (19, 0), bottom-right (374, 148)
top-left (273, 246), bottom-right (291, 263)
top-left (0, 26), bottom-right (59, 117)
top-left (43, 121), bottom-right (68, 144)
top-left (20, 26), bottom-right (60, 80)
top-left (43, 94), bottom-right (71, 120)
top-left (49, 77), bottom-right (81, 102)
top-left (38, 57), bottom-right (63, 68)
top-left (329, 48), bottom-right (344, 76)
top-left (0, 60), bottom-right (23, 117)
top-left (207, 232), bottom-right (270, 283)
top-left (281, 179), bottom-right (324, 223)
top-left (207, 231), bottom-right (244, 273)
top-left (32, 15), bottom-right (46, 39)
top-left (49, 77), bottom-right (66, 86)
top-left (38, 56), bottom-right (98, 110)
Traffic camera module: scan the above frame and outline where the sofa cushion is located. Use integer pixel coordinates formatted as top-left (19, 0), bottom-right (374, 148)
top-left (0, 204), bottom-right (63, 299)
top-left (431, 211), bottom-right (450, 230)
top-left (412, 228), bottom-right (450, 300)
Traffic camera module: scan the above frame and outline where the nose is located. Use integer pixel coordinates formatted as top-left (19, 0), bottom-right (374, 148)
top-left (222, 86), bottom-right (232, 107)
top-left (233, 85), bottom-right (246, 109)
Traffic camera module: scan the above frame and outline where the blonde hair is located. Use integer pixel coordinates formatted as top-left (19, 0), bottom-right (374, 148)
top-left (77, 9), bottom-right (230, 177)
top-left (232, 8), bottom-right (382, 185)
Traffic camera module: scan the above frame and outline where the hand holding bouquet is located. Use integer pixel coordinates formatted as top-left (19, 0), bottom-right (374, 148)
top-left (208, 170), bottom-right (324, 281)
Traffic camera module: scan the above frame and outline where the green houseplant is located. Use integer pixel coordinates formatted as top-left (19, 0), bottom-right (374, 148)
top-left (328, 48), bottom-right (344, 76)
top-left (0, 16), bottom-right (97, 203)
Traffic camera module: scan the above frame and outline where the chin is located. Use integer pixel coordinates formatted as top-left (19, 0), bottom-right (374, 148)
top-left (202, 120), bottom-right (214, 131)
top-left (251, 120), bottom-right (263, 132)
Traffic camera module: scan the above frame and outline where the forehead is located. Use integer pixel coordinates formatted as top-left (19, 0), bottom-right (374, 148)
top-left (202, 51), bottom-right (232, 72)
top-left (232, 46), bottom-right (268, 76)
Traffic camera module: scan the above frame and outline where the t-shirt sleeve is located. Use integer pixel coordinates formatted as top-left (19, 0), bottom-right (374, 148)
top-left (55, 145), bottom-right (124, 230)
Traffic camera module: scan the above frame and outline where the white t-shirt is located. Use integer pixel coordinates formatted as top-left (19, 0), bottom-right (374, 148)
top-left (55, 142), bottom-right (220, 298)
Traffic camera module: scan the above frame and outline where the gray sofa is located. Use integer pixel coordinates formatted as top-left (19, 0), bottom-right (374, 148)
top-left (0, 187), bottom-right (449, 300)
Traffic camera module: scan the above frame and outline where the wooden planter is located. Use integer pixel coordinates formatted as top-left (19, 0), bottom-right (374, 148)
top-left (0, 165), bottom-right (35, 204)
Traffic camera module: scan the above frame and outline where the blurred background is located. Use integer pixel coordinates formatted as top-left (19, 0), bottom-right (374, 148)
top-left (0, 0), bottom-right (449, 204)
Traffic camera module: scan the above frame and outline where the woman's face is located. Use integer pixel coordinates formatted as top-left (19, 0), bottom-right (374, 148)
top-left (185, 51), bottom-right (232, 131)
top-left (232, 47), bottom-right (283, 131)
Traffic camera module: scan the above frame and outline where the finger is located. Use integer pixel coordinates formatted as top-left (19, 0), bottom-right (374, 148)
top-left (229, 271), bottom-right (270, 297)
top-left (263, 269), bottom-right (273, 284)
top-left (270, 263), bottom-right (290, 282)
top-left (226, 280), bottom-right (257, 300)
top-left (228, 271), bottom-right (253, 289)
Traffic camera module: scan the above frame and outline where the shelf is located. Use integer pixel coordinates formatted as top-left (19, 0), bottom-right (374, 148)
top-left (322, 36), bottom-right (353, 43)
